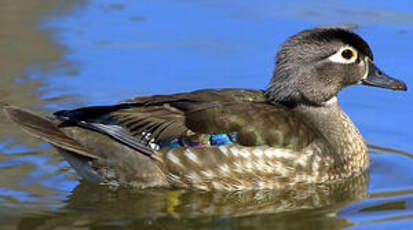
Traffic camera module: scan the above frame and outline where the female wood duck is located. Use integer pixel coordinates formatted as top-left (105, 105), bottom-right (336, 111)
top-left (3, 27), bottom-right (407, 191)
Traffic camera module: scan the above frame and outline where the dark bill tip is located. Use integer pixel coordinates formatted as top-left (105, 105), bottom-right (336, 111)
top-left (362, 62), bottom-right (407, 91)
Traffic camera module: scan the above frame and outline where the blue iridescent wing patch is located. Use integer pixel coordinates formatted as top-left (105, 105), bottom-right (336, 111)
top-left (157, 133), bottom-right (237, 148)
top-left (210, 133), bottom-right (236, 146)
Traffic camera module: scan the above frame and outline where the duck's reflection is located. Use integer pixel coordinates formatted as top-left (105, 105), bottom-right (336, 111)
top-left (17, 172), bottom-right (369, 229)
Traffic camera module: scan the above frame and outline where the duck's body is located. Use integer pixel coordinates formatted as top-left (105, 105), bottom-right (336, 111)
top-left (4, 27), bottom-right (406, 190)
top-left (3, 88), bottom-right (368, 190)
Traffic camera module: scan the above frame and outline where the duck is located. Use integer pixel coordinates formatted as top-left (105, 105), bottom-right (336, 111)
top-left (3, 26), bottom-right (407, 191)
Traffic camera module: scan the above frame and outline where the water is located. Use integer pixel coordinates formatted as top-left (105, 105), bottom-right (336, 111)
top-left (0, 0), bottom-right (412, 229)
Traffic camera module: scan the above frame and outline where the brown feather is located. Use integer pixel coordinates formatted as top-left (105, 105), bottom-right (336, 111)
top-left (112, 89), bottom-right (315, 148)
top-left (3, 105), bottom-right (99, 160)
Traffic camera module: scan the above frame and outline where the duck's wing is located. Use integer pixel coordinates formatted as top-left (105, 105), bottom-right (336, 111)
top-left (53, 89), bottom-right (315, 158)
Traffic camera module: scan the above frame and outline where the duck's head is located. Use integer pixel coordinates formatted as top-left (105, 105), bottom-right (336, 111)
top-left (265, 27), bottom-right (407, 107)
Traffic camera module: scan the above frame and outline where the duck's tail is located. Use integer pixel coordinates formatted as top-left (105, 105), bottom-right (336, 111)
top-left (3, 105), bottom-right (107, 182)
top-left (2, 105), bottom-right (168, 186)
top-left (3, 105), bottom-right (98, 160)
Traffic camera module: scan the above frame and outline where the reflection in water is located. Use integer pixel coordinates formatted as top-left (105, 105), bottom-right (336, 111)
top-left (0, 0), bottom-right (87, 223)
top-left (0, 0), bottom-right (61, 136)
top-left (17, 172), bottom-right (368, 229)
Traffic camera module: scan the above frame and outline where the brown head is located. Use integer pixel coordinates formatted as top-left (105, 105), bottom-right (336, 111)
top-left (265, 27), bottom-right (407, 107)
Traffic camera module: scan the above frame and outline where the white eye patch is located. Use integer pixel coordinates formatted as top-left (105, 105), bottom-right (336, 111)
top-left (328, 46), bottom-right (358, 64)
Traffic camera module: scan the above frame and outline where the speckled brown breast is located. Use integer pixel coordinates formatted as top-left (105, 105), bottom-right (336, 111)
top-left (155, 142), bottom-right (366, 190)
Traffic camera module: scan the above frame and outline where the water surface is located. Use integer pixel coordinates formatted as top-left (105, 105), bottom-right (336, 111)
top-left (1, 0), bottom-right (413, 229)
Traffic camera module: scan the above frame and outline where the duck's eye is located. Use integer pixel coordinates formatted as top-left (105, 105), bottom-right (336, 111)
top-left (341, 49), bottom-right (354, 60)
top-left (328, 46), bottom-right (358, 64)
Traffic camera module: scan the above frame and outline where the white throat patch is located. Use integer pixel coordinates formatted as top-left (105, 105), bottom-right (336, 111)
top-left (322, 96), bottom-right (338, 106)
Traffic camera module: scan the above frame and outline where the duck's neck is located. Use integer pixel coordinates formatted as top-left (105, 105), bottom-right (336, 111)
top-left (293, 97), bottom-right (369, 174)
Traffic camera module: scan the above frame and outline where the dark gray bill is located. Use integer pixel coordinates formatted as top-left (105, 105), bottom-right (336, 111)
top-left (362, 61), bottom-right (407, 91)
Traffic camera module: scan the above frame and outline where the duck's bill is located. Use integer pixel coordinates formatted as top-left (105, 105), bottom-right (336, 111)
top-left (362, 62), bottom-right (407, 91)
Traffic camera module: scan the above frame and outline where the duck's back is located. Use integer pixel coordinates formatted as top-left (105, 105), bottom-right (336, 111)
top-left (55, 88), bottom-right (316, 151)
